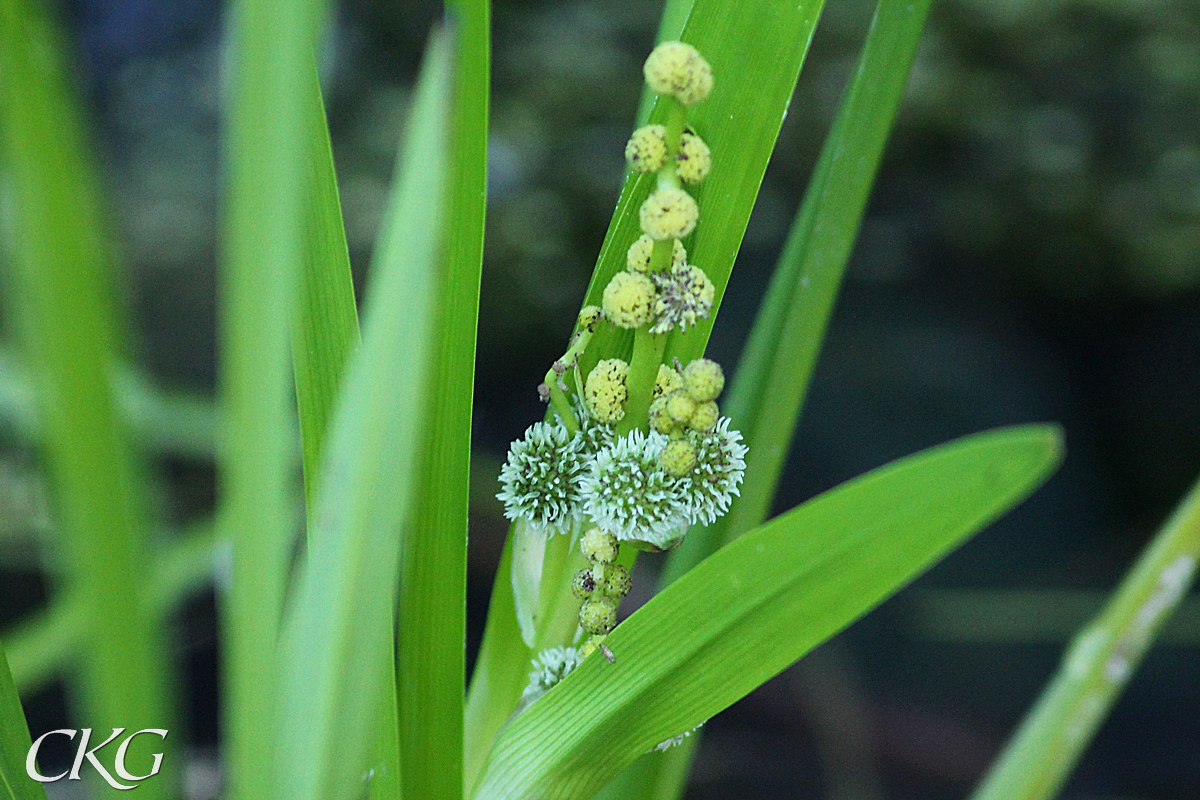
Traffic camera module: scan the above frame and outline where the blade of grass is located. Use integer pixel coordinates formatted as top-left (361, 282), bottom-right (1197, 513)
top-left (0, 1), bottom-right (174, 794)
top-left (220, 0), bottom-right (326, 792)
top-left (603, 4), bottom-right (934, 791)
top-left (969, 475), bottom-right (1200, 800)
top-left (0, 640), bottom-right (45, 800)
top-left (272, 28), bottom-right (453, 800)
top-left (292, 58), bottom-right (361, 519)
top-left (465, 0), bottom-right (826, 776)
top-left (473, 426), bottom-right (1063, 800)
top-left (394, 5), bottom-right (488, 800)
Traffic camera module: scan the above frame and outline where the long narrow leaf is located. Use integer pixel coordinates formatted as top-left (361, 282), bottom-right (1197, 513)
top-left (0, 641), bottom-right (44, 800)
top-left (272, 28), bottom-right (453, 800)
top-left (394, 5), bottom-right (489, 800)
top-left (292, 58), bottom-right (361, 518)
top-left (969, 475), bottom-right (1200, 800)
top-left (473, 426), bottom-right (1063, 800)
top-left (0, 1), bottom-right (173, 794)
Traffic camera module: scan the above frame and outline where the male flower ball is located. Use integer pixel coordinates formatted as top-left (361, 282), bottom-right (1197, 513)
top-left (602, 271), bottom-right (657, 329)
top-left (640, 186), bottom-right (699, 241)
top-left (585, 358), bottom-right (629, 423)
top-left (625, 124), bottom-right (668, 173)
top-left (683, 358), bottom-right (724, 402)
top-left (676, 131), bottom-right (712, 184)
top-left (626, 234), bottom-right (686, 273)
top-left (644, 41), bottom-right (714, 107)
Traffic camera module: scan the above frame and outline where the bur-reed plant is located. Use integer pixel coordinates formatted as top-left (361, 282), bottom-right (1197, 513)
top-left (0, 0), bottom-right (1197, 799)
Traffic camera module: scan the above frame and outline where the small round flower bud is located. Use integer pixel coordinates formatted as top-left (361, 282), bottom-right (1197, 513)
top-left (665, 390), bottom-right (697, 423)
top-left (580, 597), bottom-right (617, 635)
top-left (625, 124), bottom-right (668, 173)
top-left (648, 396), bottom-right (678, 435)
top-left (639, 186), bottom-right (699, 241)
top-left (572, 568), bottom-right (597, 599)
top-left (655, 364), bottom-right (684, 398)
top-left (581, 527), bottom-right (619, 564)
top-left (660, 438), bottom-right (698, 477)
top-left (626, 235), bottom-right (687, 273)
top-left (683, 358), bottom-right (724, 402)
top-left (602, 271), bottom-right (657, 329)
top-left (585, 358), bottom-right (629, 423)
top-left (643, 41), bottom-right (714, 107)
top-left (676, 131), bottom-right (712, 184)
top-left (689, 400), bottom-right (719, 432)
top-left (601, 563), bottom-right (632, 598)
top-left (578, 305), bottom-right (602, 331)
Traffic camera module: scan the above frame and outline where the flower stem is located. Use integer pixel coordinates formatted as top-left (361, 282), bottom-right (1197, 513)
top-left (617, 327), bottom-right (667, 435)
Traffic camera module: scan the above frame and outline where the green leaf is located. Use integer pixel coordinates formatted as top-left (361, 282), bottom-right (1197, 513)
top-left (292, 58), bottom-right (361, 520)
top-left (272, 27), bottom-right (453, 800)
top-left (0, 641), bottom-right (44, 800)
top-left (394, 5), bottom-right (489, 800)
top-left (0, 1), bottom-right (173, 795)
top-left (969, 474), bottom-right (1200, 800)
top-left (473, 425), bottom-right (1064, 800)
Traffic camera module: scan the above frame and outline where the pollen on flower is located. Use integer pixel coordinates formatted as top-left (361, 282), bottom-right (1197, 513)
top-left (625, 124), bottom-right (668, 173)
top-left (639, 186), bottom-right (699, 241)
top-left (676, 131), bottom-right (712, 184)
top-left (585, 358), bottom-right (630, 423)
top-left (650, 263), bottom-right (715, 334)
top-left (626, 234), bottom-right (687, 273)
top-left (654, 363), bottom-right (684, 398)
top-left (580, 429), bottom-right (691, 547)
top-left (496, 420), bottom-right (586, 535)
top-left (643, 41), bottom-right (714, 107)
top-left (602, 271), bottom-right (657, 329)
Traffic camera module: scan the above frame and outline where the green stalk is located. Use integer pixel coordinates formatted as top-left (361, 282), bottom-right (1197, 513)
top-left (970, 477), bottom-right (1200, 800)
top-left (0, 2), bottom-right (173, 796)
top-left (617, 330), bottom-right (669, 435)
top-left (221, 0), bottom-right (325, 795)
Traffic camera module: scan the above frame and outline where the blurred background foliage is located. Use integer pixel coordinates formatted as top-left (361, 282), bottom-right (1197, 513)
top-left (1, 0), bottom-right (1199, 797)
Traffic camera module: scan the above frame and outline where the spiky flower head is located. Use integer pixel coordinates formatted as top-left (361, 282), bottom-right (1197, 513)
top-left (683, 358), bottom-right (724, 401)
top-left (676, 131), bottom-right (712, 184)
top-left (585, 358), bottom-right (629, 424)
top-left (580, 429), bottom-right (691, 548)
top-left (627, 234), bottom-right (686, 273)
top-left (602, 271), bottom-right (657, 329)
top-left (522, 646), bottom-right (585, 702)
top-left (497, 420), bottom-right (586, 535)
top-left (650, 263), bottom-right (714, 334)
top-left (625, 124), bottom-right (668, 173)
top-left (643, 41), bottom-right (714, 107)
top-left (680, 417), bottom-right (747, 526)
top-left (639, 186), bottom-right (699, 241)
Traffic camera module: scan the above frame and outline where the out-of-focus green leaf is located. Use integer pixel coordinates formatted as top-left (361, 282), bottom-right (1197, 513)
top-left (969, 474), bottom-right (1200, 800)
top-left (0, 640), bottom-right (44, 800)
top-left (292, 59), bottom-right (360, 519)
top-left (394, 5), bottom-right (489, 800)
top-left (0, 0), bottom-right (173, 794)
top-left (473, 426), bottom-right (1063, 800)
top-left (272, 28), bottom-right (453, 800)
